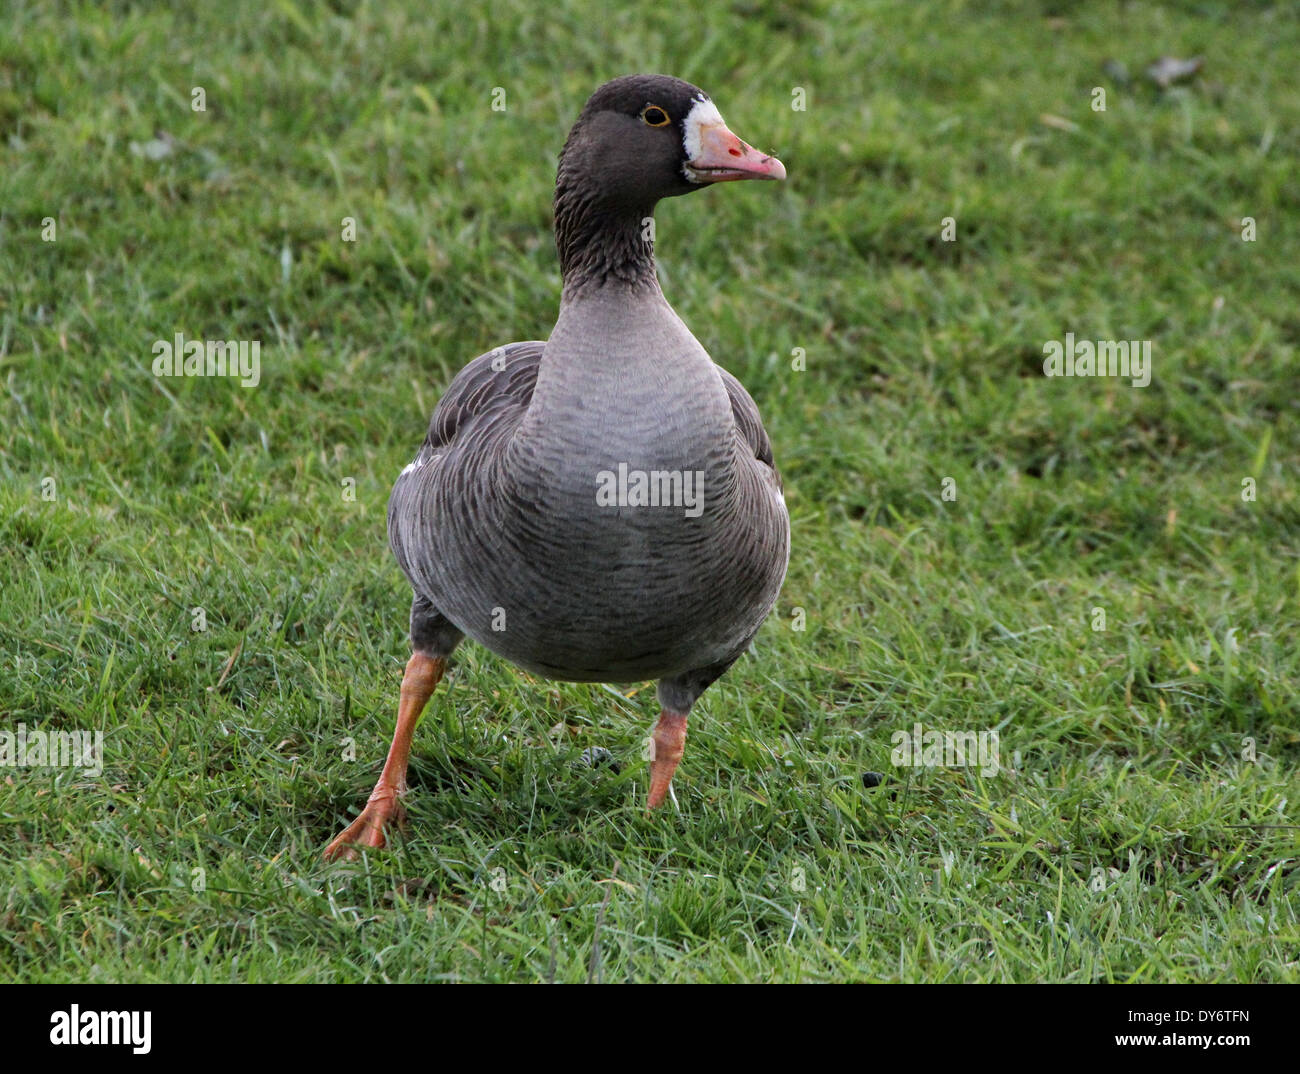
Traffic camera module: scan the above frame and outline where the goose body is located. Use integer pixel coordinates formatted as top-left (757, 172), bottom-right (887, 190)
top-left (390, 290), bottom-right (788, 683)
top-left (327, 75), bottom-right (790, 857)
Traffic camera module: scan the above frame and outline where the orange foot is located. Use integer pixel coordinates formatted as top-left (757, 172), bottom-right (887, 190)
top-left (323, 651), bottom-right (444, 861)
top-left (646, 710), bottom-right (688, 810)
top-left (323, 786), bottom-right (406, 861)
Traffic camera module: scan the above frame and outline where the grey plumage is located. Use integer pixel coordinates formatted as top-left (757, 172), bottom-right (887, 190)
top-left (388, 287), bottom-right (789, 695)
top-left (328, 75), bottom-right (789, 852)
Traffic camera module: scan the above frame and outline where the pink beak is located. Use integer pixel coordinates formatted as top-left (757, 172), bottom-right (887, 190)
top-left (686, 123), bottom-right (786, 183)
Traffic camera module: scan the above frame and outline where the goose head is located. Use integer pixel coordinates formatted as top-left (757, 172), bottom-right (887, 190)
top-left (554, 75), bottom-right (785, 290)
top-left (558, 74), bottom-right (785, 207)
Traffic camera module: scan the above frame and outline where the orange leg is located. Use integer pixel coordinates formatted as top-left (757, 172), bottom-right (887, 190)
top-left (646, 709), bottom-right (688, 810)
top-left (323, 652), bottom-right (445, 860)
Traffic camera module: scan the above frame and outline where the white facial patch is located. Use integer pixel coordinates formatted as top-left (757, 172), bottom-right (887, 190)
top-left (681, 95), bottom-right (725, 175)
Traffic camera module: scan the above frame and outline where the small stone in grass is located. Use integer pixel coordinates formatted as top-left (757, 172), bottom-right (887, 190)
top-left (862, 771), bottom-right (884, 789)
top-left (1146, 55), bottom-right (1203, 89)
top-left (581, 747), bottom-right (620, 773)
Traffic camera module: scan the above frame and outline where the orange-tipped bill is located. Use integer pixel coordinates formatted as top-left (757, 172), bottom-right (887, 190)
top-left (685, 123), bottom-right (786, 183)
top-left (683, 97), bottom-right (785, 184)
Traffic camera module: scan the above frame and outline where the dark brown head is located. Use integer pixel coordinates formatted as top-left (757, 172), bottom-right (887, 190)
top-left (554, 74), bottom-right (785, 290)
top-left (559, 74), bottom-right (785, 208)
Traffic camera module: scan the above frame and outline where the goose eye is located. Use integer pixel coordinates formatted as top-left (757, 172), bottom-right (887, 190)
top-left (640, 106), bottom-right (671, 127)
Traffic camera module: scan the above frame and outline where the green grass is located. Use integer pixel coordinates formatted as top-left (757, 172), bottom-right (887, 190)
top-left (1, 0), bottom-right (1298, 982)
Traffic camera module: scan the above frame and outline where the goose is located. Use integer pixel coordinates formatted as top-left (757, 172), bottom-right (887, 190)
top-left (325, 74), bottom-right (790, 859)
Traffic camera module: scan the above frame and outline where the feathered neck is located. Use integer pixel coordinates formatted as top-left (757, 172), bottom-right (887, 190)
top-left (553, 145), bottom-right (659, 299)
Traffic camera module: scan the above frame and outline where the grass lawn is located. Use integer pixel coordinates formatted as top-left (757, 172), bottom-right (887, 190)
top-left (1, 0), bottom-right (1297, 982)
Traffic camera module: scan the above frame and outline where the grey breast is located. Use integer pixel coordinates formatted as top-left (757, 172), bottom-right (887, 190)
top-left (388, 287), bottom-right (789, 683)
